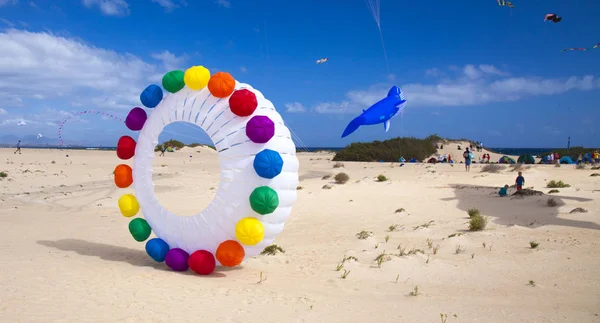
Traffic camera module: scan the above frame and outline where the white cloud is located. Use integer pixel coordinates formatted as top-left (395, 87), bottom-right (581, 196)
top-left (216, 0), bottom-right (230, 8)
top-left (151, 0), bottom-right (187, 11)
top-left (151, 50), bottom-right (188, 71)
top-left (0, 0), bottom-right (17, 6)
top-left (285, 102), bottom-right (306, 113)
top-left (296, 64), bottom-right (600, 114)
top-left (0, 28), bottom-right (171, 110)
top-left (0, 108), bottom-right (7, 115)
top-left (82, 0), bottom-right (130, 16)
top-left (239, 66), bottom-right (247, 73)
top-left (425, 68), bottom-right (441, 77)
top-left (0, 18), bottom-right (14, 27)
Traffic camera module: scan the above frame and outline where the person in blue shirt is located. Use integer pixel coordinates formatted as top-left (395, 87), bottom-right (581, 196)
top-left (14, 140), bottom-right (21, 154)
top-left (463, 148), bottom-right (472, 172)
top-left (498, 185), bottom-right (509, 197)
top-left (515, 172), bottom-right (525, 191)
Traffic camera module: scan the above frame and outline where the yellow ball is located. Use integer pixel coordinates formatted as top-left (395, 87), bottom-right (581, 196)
top-left (235, 217), bottom-right (264, 246)
top-left (118, 194), bottom-right (140, 217)
top-left (184, 66), bottom-right (211, 90)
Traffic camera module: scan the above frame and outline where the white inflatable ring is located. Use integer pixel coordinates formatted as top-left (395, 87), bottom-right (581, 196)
top-left (113, 66), bottom-right (299, 275)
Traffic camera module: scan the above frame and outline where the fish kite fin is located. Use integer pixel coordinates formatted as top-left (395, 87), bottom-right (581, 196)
top-left (384, 120), bottom-right (391, 132)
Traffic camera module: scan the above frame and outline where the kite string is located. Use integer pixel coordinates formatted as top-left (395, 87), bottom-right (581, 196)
top-left (378, 27), bottom-right (391, 74)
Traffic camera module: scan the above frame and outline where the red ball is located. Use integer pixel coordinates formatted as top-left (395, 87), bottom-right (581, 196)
top-left (117, 136), bottom-right (136, 160)
top-left (229, 89), bottom-right (257, 117)
top-left (188, 250), bottom-right (216, 275)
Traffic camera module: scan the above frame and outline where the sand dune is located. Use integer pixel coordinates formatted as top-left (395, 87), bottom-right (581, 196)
top-left (1, 148), bottom-right (599, 322)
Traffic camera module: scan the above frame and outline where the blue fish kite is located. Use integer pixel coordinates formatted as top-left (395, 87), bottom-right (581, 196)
top-left (341, 86), bottom-right (407, 138)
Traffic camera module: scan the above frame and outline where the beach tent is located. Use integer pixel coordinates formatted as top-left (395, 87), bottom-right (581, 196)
top-left (499, 155), bottom-right (516, 164)
top-left (560, 156), bottom-right (573, 164)
top-left (427, 157), bottom-right (437, 163)
top-left (408, 158), bottom-right (418, 163)
top-left (540, 155), bottom-right (550, 164)
top-left (517, 154), bottom-right (535, 164)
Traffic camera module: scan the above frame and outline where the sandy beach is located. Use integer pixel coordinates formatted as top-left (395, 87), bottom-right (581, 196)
top-left (1, 145), bottom-right (599, 323)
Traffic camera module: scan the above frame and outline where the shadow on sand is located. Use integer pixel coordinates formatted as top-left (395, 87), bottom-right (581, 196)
top-left (441, 184), bottom-right (599, 231)
top-left (36, 239), bottom-right (239, 277)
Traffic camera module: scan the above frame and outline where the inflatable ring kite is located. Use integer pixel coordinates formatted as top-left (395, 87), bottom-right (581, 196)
top-left (113, 65), bottom-right (299, 275)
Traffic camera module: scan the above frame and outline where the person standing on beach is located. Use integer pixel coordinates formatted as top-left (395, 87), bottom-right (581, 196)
top-left (159, 143), bottom-right (166, 157)
top-left (463, 148), bottom-right (472, 172)
top-left (515, 172), bottom-right (525, 191)
top-left (14, 140), bottom-right (21, 154)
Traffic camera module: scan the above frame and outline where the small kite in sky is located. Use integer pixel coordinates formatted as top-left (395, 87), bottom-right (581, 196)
top-left (544, 14), bottom-right (562, 23)
top-left (316, 58), bottom-right (328, 64)
top-left (561, 41), bottom-right (600, 52)
top-left (497, 0), bottom-right (514, 8)
top-left (37, 133), bottom-right (43, 139)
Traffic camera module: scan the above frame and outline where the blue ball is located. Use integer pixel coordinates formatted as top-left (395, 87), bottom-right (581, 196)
top-left (145, 238), bottom-right (170, 262)
top-left (253, 149), bottom-right (284, 179)
top-left (140, 84), bottom-right (163, 108)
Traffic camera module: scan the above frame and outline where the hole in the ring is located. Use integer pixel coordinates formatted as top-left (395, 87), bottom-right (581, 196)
top-left (152, 121), bottom-right (219, 217)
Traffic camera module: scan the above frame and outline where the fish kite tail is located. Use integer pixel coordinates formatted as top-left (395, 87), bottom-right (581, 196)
top-left (341, 116), bottom-right (366, 138)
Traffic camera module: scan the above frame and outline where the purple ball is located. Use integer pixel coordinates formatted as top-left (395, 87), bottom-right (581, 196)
top-left (125, 107), bottom-right (147, 131)
top-left (165, 248), bottom-right (189, 272)
top-left (246, 115), bottom-right (275, 144)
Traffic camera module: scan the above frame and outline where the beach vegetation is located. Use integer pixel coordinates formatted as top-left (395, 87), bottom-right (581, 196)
top-left (547, 180), bottom-right (570, 188)
top-left (547, 189), bottom-right (559, 194)
top-left (469, 214), bottom-right (488, 231)
top-left (333, 162), bottom-right (344, 168)
top-left (388, 224), bottom-right (399, 232)
top-left (426, 238), bottom-right (433, 248)
top-left (547, 197), bottom-right (561, 207)
top-left (341, 269), bottom-right (351, 279)
top-left (261, 244), bottom-right (285, 255)
top-left (409, 285), bottom-right (419, 296)
top-left (433, 245), bottom-right (440, 254)
top-left (530, 241), bottom-right (539, 249)
top-left (154, 139), bottom-right (185, 151)
top-left (356, 230), bottom-right (373, 239)
top-left (332, 135), bottom-right (442, 162)
top-left (455, 245), bottom-right (465, 254)
top-left (0, 171), bottom-right (7, 178)
top-left (334, 172), bottom-right (350, 184)
top-left (481, 164), bottom-right (505, 173)
top-left (395, 208), bottom-right (405, 213)
top-left (377, 174), bottom-right (388, 181)
top-left (467, 208), bottom-right (480, 218)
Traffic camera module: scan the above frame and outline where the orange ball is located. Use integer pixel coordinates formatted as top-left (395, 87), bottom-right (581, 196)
top-left (216, 240), bottom-right (245, 267)
top-left (114, 164), bottom-right (133, 188)
top-left (207, 72), bottom-right (236, 98)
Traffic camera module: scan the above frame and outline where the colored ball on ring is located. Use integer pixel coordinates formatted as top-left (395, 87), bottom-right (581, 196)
top-left (216, 240), bottom-right (245, 267)
top-left (145, 238), bottom-right (170, 262)
top-left (188, 250), bottom-right (216, 275)
top-left (253, 149), bottom-right (284, 179)
top-left (118, 193), bottom-right (139, 217)
top-left (235, 217), bottom-right (265, 246)
top-left (140, 84), bottom-right (163, 108)
top-left (125, 107), bottom-right (147, 131)
top-left (165, 248), bottom-right (190, 271)
top-left (249, 186), bottom-right (279, 215)
top-left (114, 164), bottom-right (133, 188)
top-left (246, 115), bottom-right (275, 143)
top-left (117, 136), bottom-right (136, 160)
top-left (128, 218), bottom-right (152, 242)
top-left (162, 70), bottom-right (185, 93)
top-left (184, 66), bottom-right (211, 90)
top-left (207, 72), bottom-right (236, 98)
top-left (229, 89), bottom-right (257, 117)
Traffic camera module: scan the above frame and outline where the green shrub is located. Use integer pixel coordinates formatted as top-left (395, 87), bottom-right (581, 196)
top-left (0, 171), bottom-right (7, 178)
top-left (469, 214), bottom-right (488, 231)
top-left (377, 174), bottom-right (388, 182)
top-left (332, 135), bottom-right (441, 162)
top-left (467, 208), bottom-right (480, 218)
top-left (334, 172), bottom-right (350, 184)
top-left (547, 180), bottom-right (570, 188)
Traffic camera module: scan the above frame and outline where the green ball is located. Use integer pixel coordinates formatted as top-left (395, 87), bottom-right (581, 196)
top-left (249, 186), bottom-right (279, 215)
top-left (129, 218), bottom-right (152, 242)
top-left (162, 70), bottom-right (185, 93)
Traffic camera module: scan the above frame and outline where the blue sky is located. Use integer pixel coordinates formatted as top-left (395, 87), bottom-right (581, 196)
top-left (0, 0), bottom-right (599, 148)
